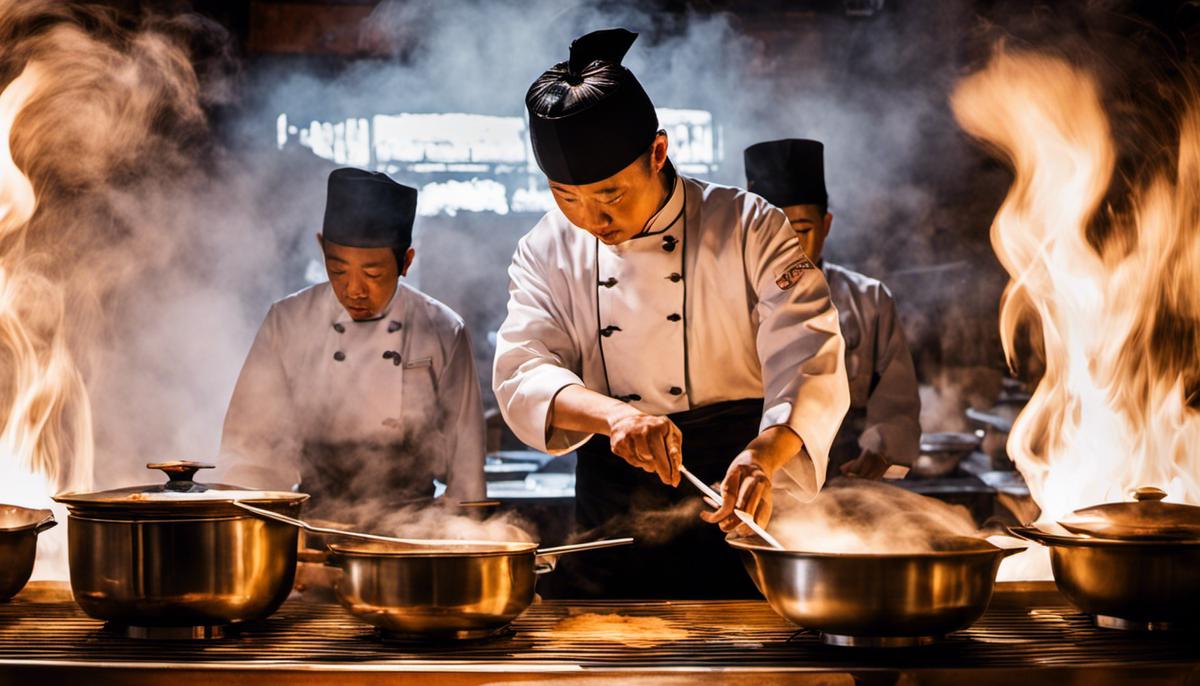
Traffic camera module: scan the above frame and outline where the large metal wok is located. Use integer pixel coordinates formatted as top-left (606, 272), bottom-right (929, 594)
top-left (53, 461), bottom-right (307, 638)
top-left (0, 505), bottom-right (56, 601)
top-left (1010, 486), bottom-right (1200, 631)
top-left (730, 534), bottom-right (1020, 646)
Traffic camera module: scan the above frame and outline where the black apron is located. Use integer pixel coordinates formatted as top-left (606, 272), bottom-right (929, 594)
top-left (544, 398), bottom-right (764, 599)
top-left (300, 440), bottom-right (435, 523)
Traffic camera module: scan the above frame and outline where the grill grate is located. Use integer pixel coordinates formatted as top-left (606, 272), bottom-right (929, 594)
top-left (0, 592), bottom-right (1197, 671)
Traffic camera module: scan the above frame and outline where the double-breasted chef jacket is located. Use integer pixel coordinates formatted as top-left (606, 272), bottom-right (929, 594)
top-left (493, 170), bottom-right (851, 502)
top-left (823, 261), bottom-right (921, 469)
top-left (219, 280), bottom-right (486, 515)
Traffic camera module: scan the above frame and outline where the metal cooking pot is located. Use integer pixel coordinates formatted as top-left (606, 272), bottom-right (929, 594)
top-left (53, 461), bottom-right (308, 638)
top-left (326, 538), bottom-right (633, 640)
top-left (0, 505), bottom-right (56, 601)
top-left (730, 535), bottom-right (1020, 646)
top-left (1010, 486), bottom-right (1200, 630)
top-left (913, 431), bottom-right (983, 478)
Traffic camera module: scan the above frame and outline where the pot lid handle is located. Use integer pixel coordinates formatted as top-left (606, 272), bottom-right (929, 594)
top-left (1131, 486), bottom-right (1168, 502)
top-left (147, 461), bottom-right (215, 492)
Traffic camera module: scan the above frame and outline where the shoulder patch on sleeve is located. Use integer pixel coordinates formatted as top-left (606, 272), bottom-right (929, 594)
top-left (775, 257), bottom-right (816, 290)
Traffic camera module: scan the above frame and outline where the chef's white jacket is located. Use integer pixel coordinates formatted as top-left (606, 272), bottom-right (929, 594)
top-left (493, 172), bottom-right (850, 497)
top-left (825, 262), bottom-right (921, 466)
top-left (218, 280), bottom-right (486, 501)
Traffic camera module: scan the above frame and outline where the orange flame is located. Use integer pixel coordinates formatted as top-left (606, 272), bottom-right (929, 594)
top-left (952, 50), bottom-right (1200, 576)
top-left (0, 63), bottom-right (94, 580)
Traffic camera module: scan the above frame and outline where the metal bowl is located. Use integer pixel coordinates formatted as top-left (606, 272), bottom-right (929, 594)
top-left (730, 535), bottom-right (1016, 646)
top-left (912, 431), bottom-right (982, 478)
top-left (0, 505), bottom-right (56, 601)
top-left (329, 541), bottom-right (543, 640)
top-left (1010, 525), bottom-right (1200, 630)
top-left (324, 538), bottom-right (631, 640)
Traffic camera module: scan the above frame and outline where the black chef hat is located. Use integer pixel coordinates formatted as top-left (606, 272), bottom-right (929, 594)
top-left (321, 168), bottom-right (417, 250)
top-left (526, 28), bottom-right (659, 185)
top-left (743, 139), bottom-right (828, 210)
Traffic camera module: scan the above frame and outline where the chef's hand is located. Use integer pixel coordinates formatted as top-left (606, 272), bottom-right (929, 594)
top-left (700, 426), bottom-right (801, 535)
top-left (700, 451), bottom-right (773, 534)
top-left (840, 449), bottom-right (891, 479)
top-left (607, 410), bottom-right (682, 487)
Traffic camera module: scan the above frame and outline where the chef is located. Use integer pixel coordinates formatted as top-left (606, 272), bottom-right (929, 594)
top-left (219, 168), bottom-right (486, 518)
top-left (493, 28), bottom-right (849, 598)
top-left (745, 139), bottom-right (921, 478)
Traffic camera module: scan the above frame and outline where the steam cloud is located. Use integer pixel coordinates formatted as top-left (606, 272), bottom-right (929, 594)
top-left (771, 479), bottom-right (980, 554)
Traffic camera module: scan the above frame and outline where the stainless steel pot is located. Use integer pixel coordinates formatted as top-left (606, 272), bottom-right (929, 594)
top-left (1009, 525), bottom-right (1200, 630)
top-left (0, 505), bottom-right (56, 601)
top-left (325, 538), bottom-right (632, 640)
top-left (730, 535), bottom-right (1019, 646)
top-left (53, 461), bottom-right (308, 638)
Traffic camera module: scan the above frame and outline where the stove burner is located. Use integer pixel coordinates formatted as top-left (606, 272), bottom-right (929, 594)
top-left (1095, 614), bottom-right (1190, 632)
top-left (118, 624), bottom-right (226, 640)
top-left (375, 625), bottom-right (516, 644)
top-left (821, 633), bottom-right (940, 648)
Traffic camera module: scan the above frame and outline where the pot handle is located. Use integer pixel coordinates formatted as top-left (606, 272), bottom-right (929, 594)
top-left (1007, 525), bottom-right (1051, 544)
top-left (298, 548), bottom-right (333, 566)
top-left (34, 515), bottom-right (56, 535)
top-left (534, 537), bottom-right (635, 574)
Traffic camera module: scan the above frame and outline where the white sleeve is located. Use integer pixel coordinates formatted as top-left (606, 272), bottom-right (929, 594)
top-left (492, 235), bottom-right (591, 454)
top-left (743, 204), bottom-right (851, 499)
top-left (437, 325), bottom-right (487, 502)
top-left (858, 286), bottom-right (922, 466)
top-left (217, 305), bottom-right (302, 491)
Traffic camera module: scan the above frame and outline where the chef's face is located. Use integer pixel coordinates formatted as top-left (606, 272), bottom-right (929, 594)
top-left (548, 132), bottom-right (671, 245)
top-left (782, 204), bottom-right (833, 263)
top-left (319, 236), bottom-right (413, 321)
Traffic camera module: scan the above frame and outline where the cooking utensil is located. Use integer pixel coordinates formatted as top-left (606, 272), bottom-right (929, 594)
top-left (233, 500), bottom-right (513, 547)
top-left (53, 461), bottom-right (308, 637)
top-left (679, 465), bottom-right (784, 550)
top-left (1010, 522), bottom-right (1200, 630)
top-left (912, 431), bottom-right (982, 478)
top-left (326, 537), bottom-right (633, 639)
top-left (730, 534), bottom-right (1020, 646)
top-left (1056, 486), bottom-right (1200, 541)
top-left (0, 505), bottom-right (56, 601)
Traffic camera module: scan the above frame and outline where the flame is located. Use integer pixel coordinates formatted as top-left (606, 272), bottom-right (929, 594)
top-left (0, 63), bottom-right (94, 580)
top-left (951, 50), bottom-right (1200, 577)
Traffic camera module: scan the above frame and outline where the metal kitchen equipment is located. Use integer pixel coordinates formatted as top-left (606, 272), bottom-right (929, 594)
top-left (53, 461), bottom-right (308, 639)
top-left (1011, 487), bottom-right (1200, 630)
top-left (325, 537), bottom-right (633, 640)
top-left (913, 431), bottom-right (984, 478)
top-left (730, 534), bottom-right (1020, 646)
top-left (0, 505), bottom-right (56, 601)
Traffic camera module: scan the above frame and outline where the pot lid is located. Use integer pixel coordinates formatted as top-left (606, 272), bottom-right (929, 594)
top-left (53, 461), bottom-right (308, 510)
top-left (1057, 487), bottom-right (1200, 541)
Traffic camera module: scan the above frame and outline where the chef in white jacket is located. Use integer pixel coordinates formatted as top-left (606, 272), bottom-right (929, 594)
top-left (745, 139), bottom-right (921, 479)
top-left (493, 29), bottom-right (849, 598)
top-left (219, 168), bottom-right (486, 519)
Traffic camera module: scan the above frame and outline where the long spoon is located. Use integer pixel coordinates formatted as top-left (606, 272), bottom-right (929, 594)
top-left (233, 500), bottom-right (634, 556)
top-left (679, 465), bottom-right (785, 550)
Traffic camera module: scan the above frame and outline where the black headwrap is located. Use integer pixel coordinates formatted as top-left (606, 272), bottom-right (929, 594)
top-left (743, 139), bottom-right (828, 209)
top-left (321, 168), bottom-right (417, 250)
top-left (526, 28), bottom-right (659, 185)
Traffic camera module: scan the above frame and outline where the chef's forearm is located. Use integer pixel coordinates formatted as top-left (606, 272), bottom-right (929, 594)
top-left (549, 384), bottom-right (640, 436)
top-left (745, 425), bottom-right (804, 475)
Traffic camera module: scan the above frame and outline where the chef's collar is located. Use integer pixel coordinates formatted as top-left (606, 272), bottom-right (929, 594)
top-left (633, 164), bottom-right (683, 239)
top-left (329, 280), bottom-right (404, 327)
